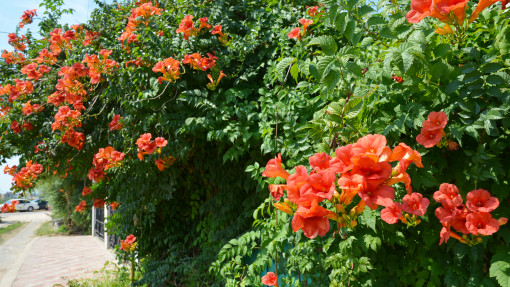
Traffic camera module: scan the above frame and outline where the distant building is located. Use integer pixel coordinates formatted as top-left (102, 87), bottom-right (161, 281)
top-left (3, 192), bottom-right (15, 201)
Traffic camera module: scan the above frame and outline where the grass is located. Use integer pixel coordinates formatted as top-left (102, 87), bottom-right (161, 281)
top-left (35, 221), bottom-right (67, 236)
top-left (0, 222), bottom-right (27, 244)
top-left (65, 261), bottom-right (134, 287)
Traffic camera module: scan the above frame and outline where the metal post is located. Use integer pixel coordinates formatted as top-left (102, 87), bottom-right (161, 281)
top-left (91, 206), bottom-right (96, 236)
top-left (104, 205), bottom-right (108, 249)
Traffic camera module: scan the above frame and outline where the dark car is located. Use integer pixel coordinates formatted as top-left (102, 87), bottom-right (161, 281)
top-left (31, 199), bottom-right (48, 210)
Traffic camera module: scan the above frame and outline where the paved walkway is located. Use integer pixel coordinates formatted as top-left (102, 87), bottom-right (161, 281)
top-left (11, 236), bottom-right (115, 287)
top-left (0, 212), bottom-right (116, 287)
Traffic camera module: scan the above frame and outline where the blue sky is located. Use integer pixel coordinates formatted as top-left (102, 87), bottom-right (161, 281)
top-left (0, 0), bottom-right (114, 52)
top-left (0, 0), bottom-right (113, 194)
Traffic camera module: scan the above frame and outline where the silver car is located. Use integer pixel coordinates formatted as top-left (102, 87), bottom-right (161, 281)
top-left (4, 199), bottom-right (39, 212)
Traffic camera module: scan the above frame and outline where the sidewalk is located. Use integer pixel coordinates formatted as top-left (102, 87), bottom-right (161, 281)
top-left (11, 236), bottom-right (115, 287)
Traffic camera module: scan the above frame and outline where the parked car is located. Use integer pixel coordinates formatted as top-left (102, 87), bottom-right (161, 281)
top-left (3, 199), bottom-right (39, 212)
top-left (31, 199), bottom-right (48, 210)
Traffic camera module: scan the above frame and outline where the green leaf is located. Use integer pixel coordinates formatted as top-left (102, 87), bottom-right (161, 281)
top-left (345, 98), bottom-right (363, 119)
top-left (377, 0), bottom-right (389, 10)
top-left (360, 207), bottom-right (377, 232)
top-left (358, 5), bottom-right (374, 17)
top-left (482, 62), bottom-right (503, 73)
top-left (334, 12), bottom-right (348, 34)
top-left (347, 0), bottom-right (361, 10)
top-left (344, 19), bottom-right (356, 43)
top-left (317, 56), bottom-right (337, 79)
top-left (433, 43), bottom-right (451, 58)
top-left (290, 62), bottom-right (299, 83)
top-left (490, 250), bottom-right (510, 287)
top-left (323, 68), bottom-right (341, 91)
top-left (460, 62), bottom-right (478, 74)
top-left (345, 62), bottom-right (363, 77)
top-left (379, 26), bottom-right (395, 39)
top-left (307, 36), bottom-right (338, 55)
top-left (367, 15), bottom-right (385, 26)
top-left (337, 46), bottom-right (358, 59)
top-left (360, 37), bottom-right (373, 49)
top-left (309, 63), bottom-right (321, 80)
top-left (276, 57), bottom-right (297, 82)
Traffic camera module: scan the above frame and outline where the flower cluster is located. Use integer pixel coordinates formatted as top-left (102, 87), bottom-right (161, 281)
top-left (262, 272), bottom-right (278, 286)
top-left (263, 134), bottom-right (425, 238)
top-left (175, 15), bottom-right (209, 40)
top-left (155, 155), bottom-right (176, 171)
top-left (8, 33), bottom-right (28, 51)
top-left (109, 114), bottom-right (123, 131)
top-left (51, 106), bottom-right (81, 131)
top-left (48, 28), bottom-right (76, 54)
top-left (1, 201), bottom-right (19, 213)
top-left (20, 63), bottom-right (51, 81)
top-left (34, 141), bottom-right (46, 153)
top-left (82, 186), bottom-right (92, 196)
top-left (210, 24), bottom-right (228, 44)
top-left (75, 200), bottom-right (87, 212)
top-left (19, 9), bottom-right (37, 28)
top-left (288, 18), bottom-right (314, 40)
top-left (93, 198), bottom-right (105, 208)
top-left (120, 234), bottom-right (137, 251)
top-left (0, 106), bottom-right (12, 118)
top-left (182, 53), bottom-right (217, 71)
top-left (9, 161), bottom-right (43, 191)
top-left (82, 49), bottom-right (119, 84)
top-left (88, 146), bottom-right (125, 182)
top-left (125, 57), bottom-right (148, 68)
top-left (83, 31), bottom-right (100, 46)
top-left (22, 101), bottom-right (44, 116)
top-left (110, 201), bottom-right (119, 210)
top-left (36, 49), bottom-right (58, 65)
top-left (48, 63), bottom-right (88, 107)
top-left (206, 71), bottom-right (226, 91)
top-left (118, 2), bottom-right (162, 44)
top-left (3, 165), bottom-right (17, 176)
top-left (306, 5), bottom-right (323, 17)
top-left (407, 0), bottom-right (506, 25)
top-left (0, 79), bottom-right (33, 103)
top-left (174, 15), bottom-right (228, 43)
top-left (1, 50), bottom-right (26, 65)
top-left (416, 111), bottom-right (448, 148)
top-left (152, 57), bottom-right (181, 84)
top-left (434, 183), bottom-right (507, 245)
top-left (135, 133), bottom-right (167, 160)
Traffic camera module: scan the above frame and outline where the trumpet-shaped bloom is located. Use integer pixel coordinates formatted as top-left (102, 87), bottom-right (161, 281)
top-left (381, 202), bottom-right (403, 224)
top-left (268, 184), bottom-right (285, 201)
top-left (297, 169), bottom-right (336, 206)
top-left (466, 212), bottom-right (500, 235)
top-left (262, 272), bottom-right (278, 286)
top-left (262, 154), bottom-right (290, 180)
top-left (416, 128), bottom-right (443, 148)
top-left (433, 183), bottom-right (463, 210)
top-left (309, 152), bottom-right (332, 170)
top-left (291, 200), bottom-right (330, 238)
top-left (466, 189), bottom-right (499, 212)
top-left (423, 111), bottom-right (448, 131)
top-left (358, 185), bottom-right (395, 210)
top-left (402, 192), bottom-right (430, 216)
top-left (469, 0), bottom-right (508, 22)
top-left (288, 27), bottom-right (301, 39)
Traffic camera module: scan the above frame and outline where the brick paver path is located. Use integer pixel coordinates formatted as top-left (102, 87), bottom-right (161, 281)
top-left (12, 236), bottom-right (115, 287)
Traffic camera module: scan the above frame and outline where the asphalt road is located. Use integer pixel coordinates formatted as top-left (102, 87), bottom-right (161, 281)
top-left (0, 210), bottom-right (51, 286)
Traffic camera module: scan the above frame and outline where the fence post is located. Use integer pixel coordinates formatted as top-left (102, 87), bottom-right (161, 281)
top-left (104, 205), bottom-right (109, 249)
top-left (91, 206), bottom-right (96, 236)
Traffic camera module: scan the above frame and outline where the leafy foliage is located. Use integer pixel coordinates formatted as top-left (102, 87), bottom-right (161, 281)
top-left (0, 0), bottom-right (509, 285)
